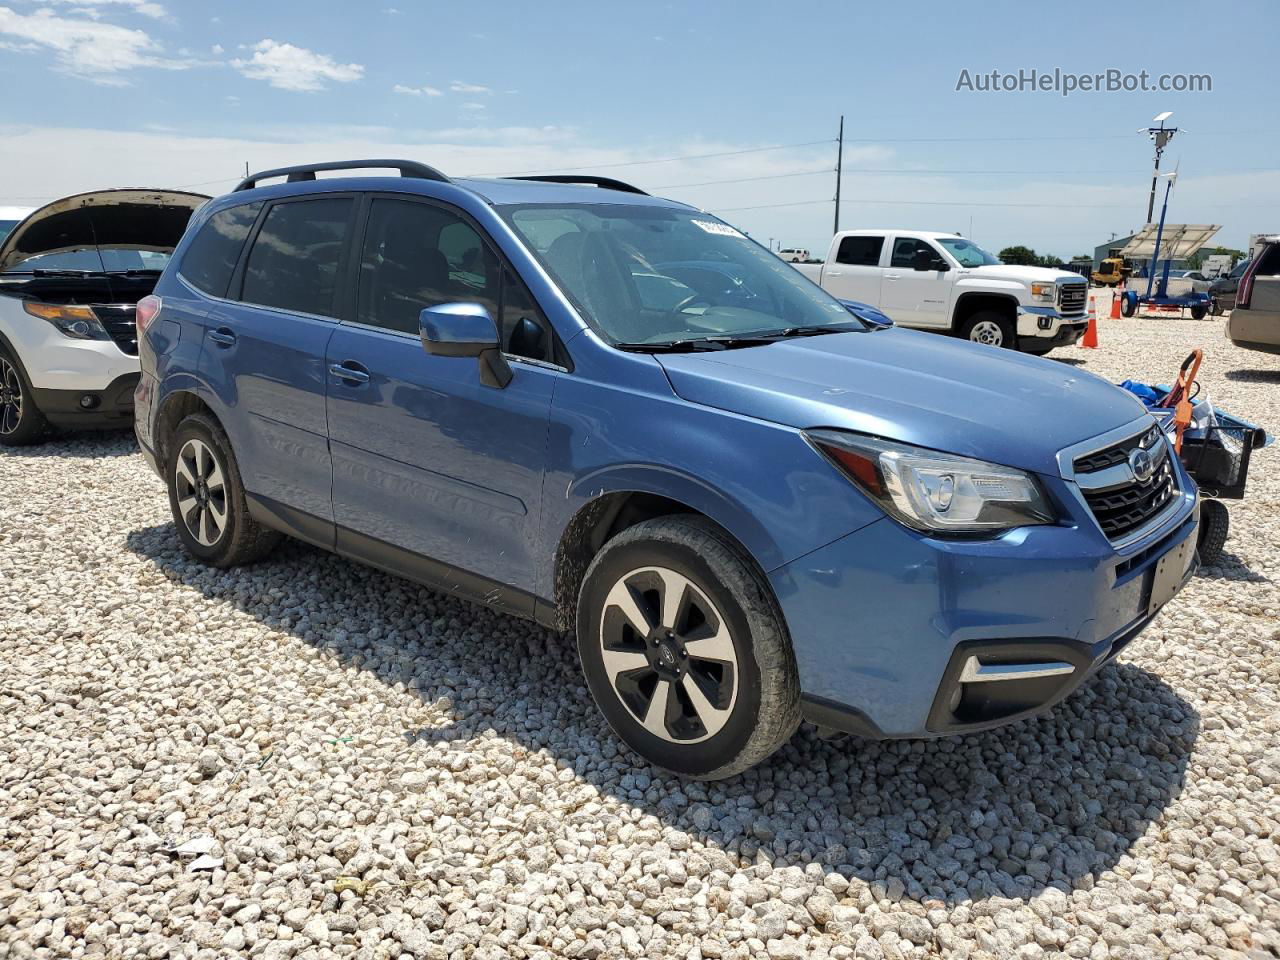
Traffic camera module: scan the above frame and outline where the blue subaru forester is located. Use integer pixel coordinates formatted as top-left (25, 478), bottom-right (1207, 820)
top-left (135, 160), bottom-right (1199, 779)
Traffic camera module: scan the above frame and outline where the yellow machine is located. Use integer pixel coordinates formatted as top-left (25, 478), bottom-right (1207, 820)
top-left (1091, 257), bottom-right (1130, 287)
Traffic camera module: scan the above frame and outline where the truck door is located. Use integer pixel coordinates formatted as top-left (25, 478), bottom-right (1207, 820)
top-left (882, 237), bottom-right (952, 328)
top-left (819, 234), bottom-right (884, 305)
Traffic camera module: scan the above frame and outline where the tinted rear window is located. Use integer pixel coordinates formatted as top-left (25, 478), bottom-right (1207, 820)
top-left (241, 198), bottom-right (352, 317)
top-left (836, 235), bottom-right (883, 266)
top-left (180, 202), bottom-right (262, 297)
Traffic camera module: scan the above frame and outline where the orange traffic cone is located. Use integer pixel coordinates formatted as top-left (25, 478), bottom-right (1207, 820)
top-left (1109, 287), bottom-right (1122, 319)
top-left (1081, 295), bottom-right (1099, 349)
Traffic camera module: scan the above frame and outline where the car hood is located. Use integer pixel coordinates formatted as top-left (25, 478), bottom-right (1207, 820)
top-left (0, 189), bottom-right (209, 272)
top-left (959, 264), bottom-right (1084, 284)
top-left (656, 327), bottom-right (1148, 474)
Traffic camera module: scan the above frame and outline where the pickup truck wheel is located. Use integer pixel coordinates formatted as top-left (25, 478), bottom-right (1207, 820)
top-left (960, 311), bottom-right (1014, 348)
top-left (0, 347), bottom-right (49, 447)
top-left (166, 413), bottom-right (281, 567)
top-left (577, 515), bottom-right (800, 779)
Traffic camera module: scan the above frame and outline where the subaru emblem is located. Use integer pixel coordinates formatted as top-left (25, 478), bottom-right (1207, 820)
top-left (1129, 447), bottom-right (1155, 483)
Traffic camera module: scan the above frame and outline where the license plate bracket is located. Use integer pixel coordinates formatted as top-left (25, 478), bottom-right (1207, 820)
top-left (1147, 532), bottom-right (1195, 616)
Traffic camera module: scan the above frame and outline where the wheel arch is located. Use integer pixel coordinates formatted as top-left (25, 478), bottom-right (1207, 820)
top-left (952, 291), bottom-right (1020, 330)
top-left (550, 474), bottom-right (773, 633)
top-left (153, 387), bottom-right (223, 469)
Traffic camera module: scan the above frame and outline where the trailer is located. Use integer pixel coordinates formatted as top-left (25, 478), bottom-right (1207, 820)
top-left (1117, 198), bottom-right (1219, 320)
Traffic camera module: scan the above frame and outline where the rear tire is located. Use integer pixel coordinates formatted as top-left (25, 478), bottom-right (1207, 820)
top-left (1190, 304), bottom-right (1209, 321)
top-left (166, 412), bottom-right (281, 567)
top-left (0, 346), bottom-right (49, 447)
top-left (1197, 499), bottom-right (1229, 566)
top-left (1120, 294), bottom-right (1137, 318)
top-left (576, 515), bottom-right (800, 779)
top-left (959, 310), bottom-right (1014, 348)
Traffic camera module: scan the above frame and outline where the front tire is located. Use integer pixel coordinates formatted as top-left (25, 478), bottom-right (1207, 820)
top-left (166, 412), bottom-right (280, 567)
top-left (1197, 499), bottom-right (1229, 566)
top-left (0, 347), bottom-right (49, 446)
top-left (577, 515), bottom-right (800, 779)
top-left (959, 310), bottom-right (1014, 348)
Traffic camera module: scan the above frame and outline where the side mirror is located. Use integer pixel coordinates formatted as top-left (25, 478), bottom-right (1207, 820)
top-left (839, 299), bottom-right (894, 328)
top-left (913, 250), bottom-right (948, 272)
top-left (419, 302), bottom-right (511, 389)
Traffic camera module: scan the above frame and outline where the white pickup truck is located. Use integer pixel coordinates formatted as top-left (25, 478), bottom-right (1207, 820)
top-left (794, 229), bottom-right (1089, 353)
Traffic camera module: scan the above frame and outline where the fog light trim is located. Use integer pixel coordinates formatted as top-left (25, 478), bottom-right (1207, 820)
top-left (958, 657), bottom-right (1075, 683)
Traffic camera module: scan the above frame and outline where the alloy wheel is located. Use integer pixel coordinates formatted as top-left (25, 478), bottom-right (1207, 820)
top-left (0, 358), bottom-right (22, 436)
top-left (174, 438), bottom-right (228, 547)
top-left (598, 566), bottom-right (739, 744)
top-left (969, 320), bottom-right (1004, 346)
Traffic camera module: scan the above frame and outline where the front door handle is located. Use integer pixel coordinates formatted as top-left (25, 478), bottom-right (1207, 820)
top-left (329, 362), bottom-right (370, 385)
top-left (885, 274), bottom-right (901, 281)
top-left (208, 328), bottom-right (237, 346)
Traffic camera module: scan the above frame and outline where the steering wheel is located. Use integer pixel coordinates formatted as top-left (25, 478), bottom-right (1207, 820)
top-left (672, 293), bottom-right (712, 314)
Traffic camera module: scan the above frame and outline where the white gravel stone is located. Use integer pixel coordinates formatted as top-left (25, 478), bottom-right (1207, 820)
top-left (2, 312), bottom-right (1279, 958)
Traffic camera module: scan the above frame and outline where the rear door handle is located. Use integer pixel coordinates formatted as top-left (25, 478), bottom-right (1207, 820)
top-left (885, 274), bottom-right (901, 281)
top-left (208, 328), bottom-right (237, 346)
top-left (329, 361), bottom-right (370, 385)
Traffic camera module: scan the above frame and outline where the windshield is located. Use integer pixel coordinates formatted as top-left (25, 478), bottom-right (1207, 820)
top-left (0, 221), bottom-right (17, 244)
top-left (2, 247), bottom-right (171, 274)
top-left (499, 203), bottom-right (859, 345)
top-left (936, 237), bottom-right (1002, 267)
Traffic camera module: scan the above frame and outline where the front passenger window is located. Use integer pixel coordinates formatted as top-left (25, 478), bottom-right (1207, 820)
top-left (358, 199), bottom-right (499, 335)
top-left (358, 198), bottom-right (555, 362)
top-left (890, 238), bottom-right (939, 269)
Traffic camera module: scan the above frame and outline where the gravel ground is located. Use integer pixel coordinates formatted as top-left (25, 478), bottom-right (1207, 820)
top-left (2, 308), bottom-right (1279, 960)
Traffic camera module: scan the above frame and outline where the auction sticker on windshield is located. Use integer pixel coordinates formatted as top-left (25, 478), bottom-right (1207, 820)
top-left (691, 219), bottom-right (746, 239)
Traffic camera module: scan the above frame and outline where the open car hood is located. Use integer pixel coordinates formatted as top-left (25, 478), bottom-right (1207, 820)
top-left (0, 189), bottom-right (209, 272)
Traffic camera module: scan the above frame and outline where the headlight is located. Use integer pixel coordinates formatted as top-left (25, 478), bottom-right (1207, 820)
top-left (24, 302), bottom-right (111, 341)
top-left (1029, 282), bottom-right (1056, 303)
top-left (807, 430), bottom-right (1054, 534)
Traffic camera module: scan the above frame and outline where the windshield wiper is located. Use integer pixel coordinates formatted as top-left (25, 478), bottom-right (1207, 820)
top-left (31, 268), bottom-right (96, 277)
top-left (771, 323), bottom-right (863, 338)
top-left (615, 335), bottom-right (778, 353)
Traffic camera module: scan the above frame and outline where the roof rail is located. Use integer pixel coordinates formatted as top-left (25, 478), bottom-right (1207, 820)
top-left (234, 159), bottom-right (451, 192)
top-left (504, 175), bottom-right (648, 196)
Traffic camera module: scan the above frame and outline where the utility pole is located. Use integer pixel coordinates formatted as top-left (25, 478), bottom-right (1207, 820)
top-left (1142, 111), bottom-right (1177, 223)
top-left (833, 115), bottom-right (844, 236)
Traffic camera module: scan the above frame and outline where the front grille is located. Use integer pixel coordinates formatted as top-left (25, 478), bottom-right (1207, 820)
top-left (1079, 438), bottom-right (1177, 540)
top-left (91, 306), bottom-right (138, 356)
top-left (1073, 425), bottom-right (1162, 474)
top-left (1058, 282), bottom-right (1087, 315)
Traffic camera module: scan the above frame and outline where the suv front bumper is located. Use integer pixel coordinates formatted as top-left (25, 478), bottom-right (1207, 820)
top-left (770, 460), bottom-right (1199, 739)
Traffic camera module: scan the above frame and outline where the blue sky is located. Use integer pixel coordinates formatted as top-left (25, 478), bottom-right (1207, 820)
top-left (1, 0), bottom-right (1276, 255)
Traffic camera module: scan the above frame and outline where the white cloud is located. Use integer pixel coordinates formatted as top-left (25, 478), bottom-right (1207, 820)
top-left (460, 101), bottom-right (486, 111)
top-left (0, 5), bottom-right (184, 83)
top-left (210, 42), bottom-right (222, 54)
top-left (392, 83), bottom-right (442, 97)
top-left (449, 80), bottom-right (491, 95)
top-left (232, 39), bottom-right (363, 92)
top-left (40, 0), bottom-right (168, 20)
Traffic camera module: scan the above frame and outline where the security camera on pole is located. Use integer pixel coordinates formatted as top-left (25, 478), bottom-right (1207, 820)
top-left (1142, 111), bottom-right (1178, 225)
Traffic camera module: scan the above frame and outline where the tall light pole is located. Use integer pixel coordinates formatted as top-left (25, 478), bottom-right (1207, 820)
top-left (1142, 111), bottom-right (1177, 223)
top-left (833, 115), bottom-right (844, 236)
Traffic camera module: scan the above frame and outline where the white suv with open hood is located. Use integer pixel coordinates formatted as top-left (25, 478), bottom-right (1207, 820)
top-left (0, 189), bottom-right (207, 444)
